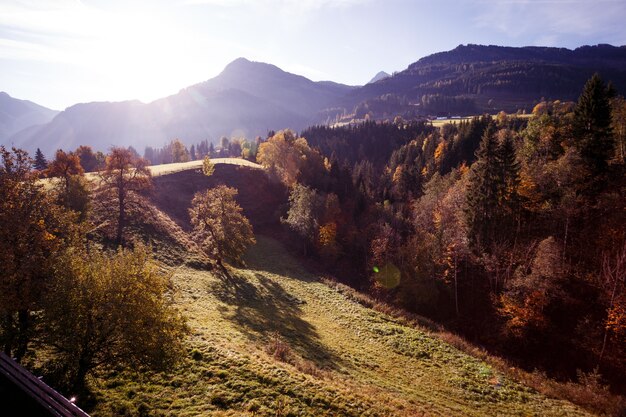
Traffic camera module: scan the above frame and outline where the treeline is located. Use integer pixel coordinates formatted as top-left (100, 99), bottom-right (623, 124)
top-left (143, 136), bottom-right (264, 165)
top-left (301, 120), bottom-right (433, 167)
top-left (259, 74), bottom-right (626, 403)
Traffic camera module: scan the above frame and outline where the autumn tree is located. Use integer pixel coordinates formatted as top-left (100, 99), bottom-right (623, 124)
top-left (611, 95), bottom-right (626, 163)
top-left (33, 148), bottom-right (48, 171)
top-left (435, 171), bottom-right (470, 316)
top-left (98, 147), bottom-right (152, 246)
top-left (257, 130), bottom-right (321, 187)
top-left (47, 149), bottom-right (84, 195)
top-left (202, 155), bottom-right (215, 177)
top-left (75, 145), bottom-right (101, 172)
top-left (317, 193), bottom-right (341, 262)
top-left (282, 183), bottom-right (320, 255)
top-left (0, 146), bottom-right (73, 361)
top-left (499, 237), bottom-right (565, 337)
top-left (44, 244), bottom-right (186, 391)
top-left (573, 73), bottom-right (615, 174)
top-left (597, 242), bottom-right (626, 366)
top-left (171, 139), bottom-right (190, 163)
top-left (189, 185), bottom-right (255, 267)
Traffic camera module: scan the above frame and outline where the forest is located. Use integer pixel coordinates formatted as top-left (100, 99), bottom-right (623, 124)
top-left (257, 74), bottom-right (626, 395)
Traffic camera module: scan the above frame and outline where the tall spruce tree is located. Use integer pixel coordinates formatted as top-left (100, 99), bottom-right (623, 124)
top-left (573, 73), bottom-right (614, 174)
top-left (497, 130), bottom-right (520, 212)
top-left (33, 148), bottom-right (48, 171)
top-left (465, 123), bottom-right (500, 249)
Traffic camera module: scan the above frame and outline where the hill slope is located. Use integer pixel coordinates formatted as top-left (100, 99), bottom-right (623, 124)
top-left (88, 234), bottom-right (589, 416)
top-left (346, 44), bottom-right (626, 116)
top-left (0, 92), bottom-right (58, 142)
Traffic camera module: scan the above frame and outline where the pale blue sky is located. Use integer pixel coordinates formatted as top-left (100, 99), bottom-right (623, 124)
top-left (1, 0), bottom-right (625, 110)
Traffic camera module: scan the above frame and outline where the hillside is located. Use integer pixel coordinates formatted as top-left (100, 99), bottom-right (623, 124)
top-left (88, 233), bottom-right (590, 416)
top-left (346, 44), bottom-right (626, 117)
top-left (0, 92), bottom-right (58, 141)
top-left (69, 160), bottom-right (606, 416)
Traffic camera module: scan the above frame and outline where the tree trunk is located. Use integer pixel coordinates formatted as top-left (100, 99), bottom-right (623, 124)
top-left (454, 252), bottom-right (459, 317)
top-left (73, 356), bottom-right (91, 394)
top-left (563, 215), bottom-right (569, 264)
top-left (3, 313), bottom-right (14, 356)
top-left (117, 193), bottom-right (125, 247)
top-left (14, 310), bottom-right (29, 362)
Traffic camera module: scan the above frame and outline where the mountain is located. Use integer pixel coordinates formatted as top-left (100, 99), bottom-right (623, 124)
top-left (8, 45), bottom-right (626, 155)
top-left (345, 44), bottom-right (626, 117)
top-left (0, 92), bottom-right (58, 143)
top-left (8, 58), bottom-right (354, 156)
top-left (367, 71), bottom-right (390, 84)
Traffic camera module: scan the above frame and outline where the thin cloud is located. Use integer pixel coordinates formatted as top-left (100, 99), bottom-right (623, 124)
top-left (472, 0), bottom-right (626, 45)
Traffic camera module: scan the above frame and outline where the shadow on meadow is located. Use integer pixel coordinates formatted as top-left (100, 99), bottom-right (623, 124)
top-left (209, 239), bottom-right (344, 371)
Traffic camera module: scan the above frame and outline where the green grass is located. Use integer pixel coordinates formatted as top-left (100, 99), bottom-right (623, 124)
top-left (430, 114), bottom-right (532, 128)
top-left (86, 236), bottom-right (590, 417)
top-left (147, 158), bottom-right (262, 177)
top-left (39, 158), bottom-right (262, 189)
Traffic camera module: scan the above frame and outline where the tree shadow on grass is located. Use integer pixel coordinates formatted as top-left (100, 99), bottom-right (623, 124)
top-left (210, 270), bottom-right (344, 371)
top-left (241, 236), bottom-right (318, 282)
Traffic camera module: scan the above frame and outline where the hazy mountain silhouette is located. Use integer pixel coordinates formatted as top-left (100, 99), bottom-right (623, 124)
top-left (0, 92), bottom-right (58, 143)
top-left (8, 58), bottom-right (354, 156)
top-left (367, 71), bottom-right (390, 84)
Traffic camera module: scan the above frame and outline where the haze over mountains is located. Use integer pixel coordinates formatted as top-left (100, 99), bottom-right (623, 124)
top-left (0, 92), bottom-right (58, 143)
top-left (3, 43), bottom-right (626, 156)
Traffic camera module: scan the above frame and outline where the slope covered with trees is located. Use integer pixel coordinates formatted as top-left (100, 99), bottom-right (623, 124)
top-left (260, 74), bottom-right (626, 411)
top-left (348, 44), bottom-right (626, 118)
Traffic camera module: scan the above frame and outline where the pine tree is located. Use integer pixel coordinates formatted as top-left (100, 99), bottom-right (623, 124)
top-left (465, 123), bottom-right (500, 249)
top-left (574, 73), bottom-right (614, 174)
top-left (497, 130), bottom-right (520, 212)
top-left (33, 148), bottom-right (48, 171)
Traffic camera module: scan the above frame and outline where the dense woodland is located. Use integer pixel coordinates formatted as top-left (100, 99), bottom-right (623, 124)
top-left (257, 74), bottom-right (626, 393)
top-left (1, 73), bottom-right (625, 414)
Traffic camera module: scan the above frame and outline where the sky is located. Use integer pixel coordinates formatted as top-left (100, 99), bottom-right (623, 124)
top-left (1, 0), bottom-right (625, 110)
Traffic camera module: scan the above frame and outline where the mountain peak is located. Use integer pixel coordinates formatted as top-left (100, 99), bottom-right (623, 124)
top-left (222, 57), bottom-right (277, 74)
top-left (367, 71), bottom-right (390, 84)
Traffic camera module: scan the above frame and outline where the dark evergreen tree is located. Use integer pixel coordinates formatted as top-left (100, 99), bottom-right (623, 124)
top-left (190, 144), bottom-right (196, 160)
top-left (33, 148), bottom-right (48, 171)
top-left (465, 123), bottom-right (500, 249)
top-left (497, 130), bottom-right (520, 210)
top-left (573, 73), bottom-right (614, 174)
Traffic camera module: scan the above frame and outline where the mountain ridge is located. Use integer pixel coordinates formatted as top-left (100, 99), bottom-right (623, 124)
top-left (5, 43), bottom-right (626, 155)
top-left (0, 92), bottom-right (59, 143)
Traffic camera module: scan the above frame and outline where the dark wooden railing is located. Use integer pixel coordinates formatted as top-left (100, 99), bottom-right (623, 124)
top-left (0, 352), bottom-right (90, 417)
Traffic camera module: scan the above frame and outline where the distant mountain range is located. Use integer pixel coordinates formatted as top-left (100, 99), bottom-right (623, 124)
top-left (347, 44), bottom-right (626, 117)
top-left (0, 92), bottom-right (58, 144)
top-left (3, 44), bottom-right (626, 156)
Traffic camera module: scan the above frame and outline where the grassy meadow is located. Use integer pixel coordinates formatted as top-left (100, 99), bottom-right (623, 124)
top-left (88, 236), bottom-right (590, 417)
